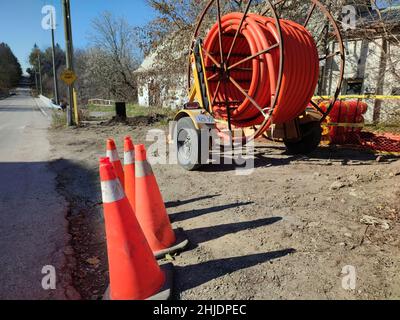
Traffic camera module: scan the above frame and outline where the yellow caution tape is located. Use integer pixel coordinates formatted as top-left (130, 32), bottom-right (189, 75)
top-left (375, 151), bottom-right (400, 156)
top-left (322, 122), bottom-right (365, 128)
top-left (313, 95), bottom-right (400, 100)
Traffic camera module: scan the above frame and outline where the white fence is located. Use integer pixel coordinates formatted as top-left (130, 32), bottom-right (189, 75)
top-left (88, 99), bottom-right (115, 107)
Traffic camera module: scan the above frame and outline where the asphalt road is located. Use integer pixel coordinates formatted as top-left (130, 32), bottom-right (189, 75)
top-left (0, 89), bottom-right (75, 299)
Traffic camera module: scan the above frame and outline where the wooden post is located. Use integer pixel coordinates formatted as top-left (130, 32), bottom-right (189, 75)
top-left (373, 38), bottom-right (388, 124)
top-left (73, 88), bottom-right (79, 126)
top-left (115, 102), bottom-right (127, 121)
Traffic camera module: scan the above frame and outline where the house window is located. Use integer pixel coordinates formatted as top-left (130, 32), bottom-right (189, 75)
top-left (345, 79), bottom-right (364, 95)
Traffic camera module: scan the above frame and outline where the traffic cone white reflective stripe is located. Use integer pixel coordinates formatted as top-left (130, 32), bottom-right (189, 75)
top-left (107, 149), bottom-right (120, 163)
top-left (106, 139), bottom-right (125, 189)
top-left (124, 150), bottom-right (135, 166)
top-left (101, 178), bottom-right (125, 204)
top-left (135, 160), bottom-right (154, 178)
top-left (124, 136), bottom-right (136, 211)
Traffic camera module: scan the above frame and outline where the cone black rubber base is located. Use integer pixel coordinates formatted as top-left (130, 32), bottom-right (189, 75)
top-left (103, 263), bottom-right (174, 300)
top-left (155, 228), bottom-right (190, 260)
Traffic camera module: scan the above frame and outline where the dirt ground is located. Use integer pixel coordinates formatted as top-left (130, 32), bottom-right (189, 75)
top-left (48, 119), bottom-right (400, 300)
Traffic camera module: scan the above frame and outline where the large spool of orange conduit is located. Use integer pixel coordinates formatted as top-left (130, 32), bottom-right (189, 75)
top-left (203, 13), bottom-right (319, 131)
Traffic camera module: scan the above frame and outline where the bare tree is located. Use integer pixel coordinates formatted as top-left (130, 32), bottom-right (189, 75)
top-left (135, 0), bottom-right (202, 76)
top-left (89, 11), bottom-right (140, 101)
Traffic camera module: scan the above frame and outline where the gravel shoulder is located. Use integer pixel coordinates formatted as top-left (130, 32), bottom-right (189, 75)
top-left (48, 121), bottom-right (400, 300)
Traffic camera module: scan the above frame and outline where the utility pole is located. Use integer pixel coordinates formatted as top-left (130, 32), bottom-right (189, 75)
top-left (50, 11), bottom-right (59, 105)
top-left (62, 0), bottom-right (75, 126)
top-left (37, 51), bottom-right (43, 95)
top-left (34, 70), bottom-right (38, 93)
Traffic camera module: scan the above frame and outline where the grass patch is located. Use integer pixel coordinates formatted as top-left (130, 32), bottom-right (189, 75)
top-left (87, 104), bottom-right (176, 119)
top-left (51, 111), bottom-right (67, 129)
top-left (365, 124), bottom-right (400, 134)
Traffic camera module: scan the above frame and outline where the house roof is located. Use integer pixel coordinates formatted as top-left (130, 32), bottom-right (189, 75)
top-left (342, 4), bottom-right (400, 38)
top-left (358, 4), bottom-right (400, 26)
top-left (135, 50), bottom-right (157, 73)
top-left (135, 31), bottom-right (188, 74)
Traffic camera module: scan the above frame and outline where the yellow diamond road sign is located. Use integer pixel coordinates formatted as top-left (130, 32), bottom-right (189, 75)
top-left (60, 69), bottom-right (77, 85)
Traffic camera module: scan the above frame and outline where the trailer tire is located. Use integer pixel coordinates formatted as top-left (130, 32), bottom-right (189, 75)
top-left (284, 122), bottom-right (322, 155)
top-left (176, 117), bottom-right (203, 171)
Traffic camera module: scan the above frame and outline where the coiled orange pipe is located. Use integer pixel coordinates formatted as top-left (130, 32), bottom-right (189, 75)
top-left (319, 100), bottom-right (368, 144)
top-left (203, 13), bottom-right (319, 130)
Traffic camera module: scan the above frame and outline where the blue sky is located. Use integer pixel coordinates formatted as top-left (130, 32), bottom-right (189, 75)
top-left (0, 0), bottom-right (156, 73)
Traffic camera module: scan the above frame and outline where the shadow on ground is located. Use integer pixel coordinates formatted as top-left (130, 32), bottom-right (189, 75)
top-left (196, 145), bottom-right (400, 173)
top-left (185, 217), bottom-right (282, 248)
top-left (165, 194), bottom-right (222, 209)
top-left (174, 249), bottom-right (296, 296)
top-left (307, 146), bottom-right (399, 162)
top-left (169, 202), bottom-right (254, 223)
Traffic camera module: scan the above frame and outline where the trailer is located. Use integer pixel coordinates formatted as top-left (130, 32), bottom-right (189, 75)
top-left (173, 0), bottom-right (345, 170)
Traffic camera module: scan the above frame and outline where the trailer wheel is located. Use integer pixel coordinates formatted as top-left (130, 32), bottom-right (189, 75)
top-left (284, 122), bottom-right (322, 155)
top-left (176, 117), bottom-right (203, 171)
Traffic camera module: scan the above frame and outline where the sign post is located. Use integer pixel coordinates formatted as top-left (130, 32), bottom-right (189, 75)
top-left (62, 0), bottom-right (75, 126)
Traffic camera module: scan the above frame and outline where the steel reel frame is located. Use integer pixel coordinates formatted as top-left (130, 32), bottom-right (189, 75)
top-left (187, 0), bottom-right (345, 142)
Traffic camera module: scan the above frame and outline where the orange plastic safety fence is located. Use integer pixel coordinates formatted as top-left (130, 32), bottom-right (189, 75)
top-left (319, 100), bottom-right (400, 154)
top-left (359, 132), bottom-right (400, 154)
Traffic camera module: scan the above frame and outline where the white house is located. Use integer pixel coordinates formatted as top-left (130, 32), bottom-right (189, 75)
top-left (323, 4), bottom-right (400, 124)
top-left (135, 45), bottom-right (187, 110)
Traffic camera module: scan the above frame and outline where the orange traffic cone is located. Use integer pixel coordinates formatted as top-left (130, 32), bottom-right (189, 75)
top-left (135, 144), bottom-right (189, 259)
top-left (106, 139), bottom-right (125, 189)
top-left (99, 157), bottom-right (173, 300)
top-left (124, 136), bottom-right (136, 211)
